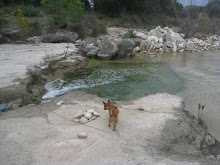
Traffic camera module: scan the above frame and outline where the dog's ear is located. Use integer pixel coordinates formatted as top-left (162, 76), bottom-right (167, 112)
top-left (108, 100), bottom-right (110, 104)
top-left (103, 101), bottom-right (106, 104)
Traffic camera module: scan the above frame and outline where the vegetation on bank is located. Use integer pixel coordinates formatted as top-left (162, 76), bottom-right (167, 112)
top-left (0, 0), bottom-right (220, 42)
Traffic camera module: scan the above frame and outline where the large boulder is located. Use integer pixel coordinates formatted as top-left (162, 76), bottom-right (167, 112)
top-left (116, 39), bottom-right (136, 58)
top-left (42, 29), bottom-right (78, 43)
top-left (165, 28), bottom-right (185, 44)
top-left (97, 36), bottom-right (118, 60)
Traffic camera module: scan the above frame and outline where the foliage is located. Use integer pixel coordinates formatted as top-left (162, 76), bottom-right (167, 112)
top-left (14, 5), bottom-right (39, 17)
top-left (0, 16), bottom-right (8, 30)
top-left (89, 55), bottom-right (97, 69)
top-left (41, 0), bottom-right (85, 27)
top-left (70, 12), bottom-right (106, 39)
top-left (0, 0), bottom-right (41, 6)
top-left (29, 20), bottom-right (40, 28)
top-left (122, 29), bottom-right (134, 39)
top-left (15, 8), bottom-right (30, 39)
top-left (205, 1), bottom-right (220, 17)
top-left (93, 0), bottom-right (182, 17)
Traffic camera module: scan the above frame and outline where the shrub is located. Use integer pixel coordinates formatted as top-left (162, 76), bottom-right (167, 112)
top-left (14, 5), bottom-right (39, 17)
top-left (29, 20), bottom-right (40, 28)
top-left (205, 1), bottom-right (220, 17)
top-left (15, 8), bottom-right (30, 39)
top-left (70, 12), bottom-right (107, 39)
top-left (41, 0), bottom-right (85, 27)
top-left (122, 29), bottom-right (134, 39)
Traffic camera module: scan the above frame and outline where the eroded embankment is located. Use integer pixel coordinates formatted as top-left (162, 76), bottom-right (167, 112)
top-left (0, 43), bottom-right (88, 113)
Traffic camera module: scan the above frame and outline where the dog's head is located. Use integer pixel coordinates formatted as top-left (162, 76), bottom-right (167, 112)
top-left (103, 100), bottom-right (111, 110)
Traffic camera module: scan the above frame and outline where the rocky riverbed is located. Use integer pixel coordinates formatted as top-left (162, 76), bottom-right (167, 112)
top-left (0, 91), bottom-right (219, 165)
top-left (0, 26), bottom-right (220, 164)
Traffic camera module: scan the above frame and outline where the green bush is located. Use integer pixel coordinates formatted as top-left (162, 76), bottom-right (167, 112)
top-left (41, 0), bottom-right (85, 27)
top-left (29, 20), bottom-right (40, 28)
top-left (70, 12), bottom-right (107, 39)
top-left (205, 1), bottom-right (220, 17)
top-left (0, 0), bottom-right (41, 6)
top-left (14, 5), bottom-right (39, 17)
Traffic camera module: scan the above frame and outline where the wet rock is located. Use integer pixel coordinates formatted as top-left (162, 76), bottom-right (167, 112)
top-left (78, 132), bottom-right (87, 138)
top-left (116, 39), bottom-right (136, 58)
top-left (11, 99), bottom-right (22, 110)
top-left (73, 110), bottom-right (84, 119)
top-left (81, 44), bottom-right (98, 54)
top-left (42, 29), bottom-right (78, 43)
top-left (97, 36), bottom-right (118, 60)
top-left (86, 47), bottom-right (100, 57)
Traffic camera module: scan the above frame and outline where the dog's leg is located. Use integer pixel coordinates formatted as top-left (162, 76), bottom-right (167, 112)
top-left (108, 116), bottom-right (111, 127)
top-left (113, 118), bottom-right (118, 131)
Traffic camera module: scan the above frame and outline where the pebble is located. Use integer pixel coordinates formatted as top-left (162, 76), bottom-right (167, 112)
top-left (87, 109), bottom-right (95, 114)
top-left (78, 132), bottom-right (87, 139)
top-left (93, 112), bottom-right (100, 117)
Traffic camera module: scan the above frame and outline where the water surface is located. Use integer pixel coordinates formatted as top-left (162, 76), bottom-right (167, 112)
top-left (43, 51), bottom-right (220, 141)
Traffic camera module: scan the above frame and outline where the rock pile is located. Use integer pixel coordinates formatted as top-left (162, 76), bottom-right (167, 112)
top-left (79, 26), bottom-right (220, 59)
top-left (73, 109), bottom-right (100, 124)
top-left (134, 26), bottom-right (220, 54)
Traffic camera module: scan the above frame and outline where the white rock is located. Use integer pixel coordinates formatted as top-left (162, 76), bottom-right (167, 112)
top-left (84, 112), bottom-right (93, 119)
top-left (73, 110), bottom-right (84, 119)
top-left (87, 109), bottom-right (95, 114)
top-left (89, 116), bottom-right (97, 122)
top-left (173, 44), bottom-right (177, 52)
top-left (56, 101), bottom-right (64, 106)
top-left (79, 117), bottom-right (89, 124)
top-left (78, 132), bottom-right (87, 139)
top-left (159, 38), bottom-right (163, 43)
top-left (94, 112), bottom-right (100, 117)
top-left (73, 119), bottom-right (79, 123)
top-left (134, 46), bottom-right (140, 52)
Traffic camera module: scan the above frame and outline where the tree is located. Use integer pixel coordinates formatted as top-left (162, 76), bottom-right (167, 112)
top-left (41, 0), bottom-right (85, 27)
top-left (205, 0), bottom-right (220, 17)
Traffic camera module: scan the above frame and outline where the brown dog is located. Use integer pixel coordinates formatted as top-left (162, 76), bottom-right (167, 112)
top-left (103, 100), bottom-right (119, 131)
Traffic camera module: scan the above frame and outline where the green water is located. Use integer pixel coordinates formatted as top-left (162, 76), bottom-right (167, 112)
top-left (43, 51), bottom-right (220, 141)
top-left (59, 60), bottom-right (184, 101)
